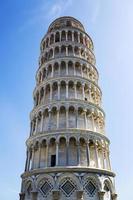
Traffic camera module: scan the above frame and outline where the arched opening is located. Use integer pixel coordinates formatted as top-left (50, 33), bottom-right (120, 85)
top-left (50, 107), bottom-right (57, 130)
top-left (60, 61), bottom-right (66, 76)
top-left (89, 140), bottom-right (96, 167)
top-left (50, 34), bottom-right (54, 44)
top-left (77, 107), bottom-right (85, 129)
top-left (52, 82), bottom-right (58, 100)
top-left (60, 81), bottom-right (66, 100)
top-left (40, 139), bottom-right (47, 168)
top-left (68, 137), bottom-right (77, 165)
top-left (104, 182), bottom-right (112, 200)
top-left (86, 110), bottom-right (92, 130)
top-left (79, 138), bottom-right (87, 166)
top-left (55, 32), bottom-right (60, 42)
top-left (68, 61), bottom-right (74, 75)
top-left (68, 31), bottom-right (72, 41)
top-left (47, 64), bottom-right (52, 78)
top-left (68, 81), bottom-right (74, 99)
top-left (33, 141), bottom-right (39, 169)
top-left (45, 84), bottom-right (50, 103)
top-left (68, 45), bottom-right (73, 55)
top-left (61, 45), bottom-right (66, 56)
top-left (49, 138), bottom-right (56, 167)
top-left (68, 106), bottom-right (76, 128)
top-left (80, 33), bottom-right (83, 44)
top-left (49, 49), bottom-right (53, 59)
top-left (58, 137), bottom-right (66, 166)
top-left (59, 106), bottom-right (66, 128)
top-left (74, 46), bottom-right (79, 56)
top-left (74, 31), bottom-right (78, 42)
top-left (97, 142), bottom-right (104, 169)
top-left (43, 109), bottom-right (49, 131)
top-left (54, 46), bottom-right (60, 58)
top-left (82, 64), bottom-right (88, 78)
top-left (76, 82), bottom-right (82, 99)
top-left (84, 84), bottom-right (89, 101)
top-left (46, 38), bottom-right (49, 48)
top-left (42, 68), bottom-right (46, 80)
top-left (75, 62), bottom-right (81, 76)
top-left (53, 62), bottom-right (59, 76)
top-left (61, 30), bottom-right (66, 41)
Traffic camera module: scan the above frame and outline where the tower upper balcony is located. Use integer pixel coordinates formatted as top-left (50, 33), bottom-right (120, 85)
top-left (47, 16), bottom-right (85, 33)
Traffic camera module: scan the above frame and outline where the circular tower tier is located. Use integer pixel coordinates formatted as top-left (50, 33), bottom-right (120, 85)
top-left (20, 16), bottom-right (117, 200)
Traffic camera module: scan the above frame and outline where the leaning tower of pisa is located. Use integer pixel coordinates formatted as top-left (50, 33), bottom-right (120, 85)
top-left (19, 16), bottom-right (117, 200)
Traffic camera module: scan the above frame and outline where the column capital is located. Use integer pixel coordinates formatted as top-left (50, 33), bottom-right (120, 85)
top-left (111, 193), bottom-right (118, 200)
top-left (98, 191), bottom-right (105, 200)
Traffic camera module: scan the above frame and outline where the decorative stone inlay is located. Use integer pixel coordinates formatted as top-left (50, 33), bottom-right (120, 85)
top-left (59, 178), bottom-right (77, 197)
top-left (84, 180), bottom-right (97, 196)
top-left (39, 180), bottom-right (53, 197)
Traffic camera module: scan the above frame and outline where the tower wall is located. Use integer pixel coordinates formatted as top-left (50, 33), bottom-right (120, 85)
top-left (20, 16), bottom-right (117, 200)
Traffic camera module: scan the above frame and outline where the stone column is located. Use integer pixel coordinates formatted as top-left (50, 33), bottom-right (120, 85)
top-left (56, 141), bottom-right (59, 166)
top-left (41, 113), bottom-right (44, 132)
top-left (19, 193), bottom-right (25, 200)
top-left (46, 142), bottom-right (49, 167)
top-left (43, 86), bottom-right (46, 104)
top-left (74, 82), bottom-right (77, 99)
top-left (84, 109), bottom-right (87, 129)
top-left (66, 82), bottom-right (68, 99)
top-left (58, 82), bottom-right (60, 100)
top-left (66, 107), bottom-right (69, 128)
top-left (50, 84), bottom-right (52, 101)
top-left (66, 62), bottom-right (68, 75)
top-left (38, 144), bottom-right (41, 168)
top-left (51, 65), bottom-right (54, 77)
top-left (66, 141), bottom-right (69, 165)
top-left (86, 141), bottom-right (90, 166)
top-left (57, 109), bottom-right (59, 129)
top-left (31, 147), bottom-right (35, 170)
top-left (77, 141), bottom-right (80, 165)
top-left (72, 31), bottom-right (74, 42)
top-left (82, 83), bottom-right (85, 100)
top-left (31, 191), bottom-right (38, 200)
top-left (48, 110), bottom-right (51, 130)
top-left (77, 191), bottom-right (84, 200)
top-left (98, 191), bottom-right (105, 200)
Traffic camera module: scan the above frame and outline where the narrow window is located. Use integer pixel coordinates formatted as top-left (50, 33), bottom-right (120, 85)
top-left (51, 155), bottom-right (56, 167)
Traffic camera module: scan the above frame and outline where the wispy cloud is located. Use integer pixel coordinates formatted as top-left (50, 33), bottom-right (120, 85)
top-left (19, 0), bottom-right (73, 32)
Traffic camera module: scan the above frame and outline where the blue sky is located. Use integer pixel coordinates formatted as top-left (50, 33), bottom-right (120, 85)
top-left (0, 0), bottom-right (132, 199)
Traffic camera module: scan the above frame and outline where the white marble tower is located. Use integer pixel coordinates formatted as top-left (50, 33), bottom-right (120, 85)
top-left (19, 16), bottom-right (117, 200)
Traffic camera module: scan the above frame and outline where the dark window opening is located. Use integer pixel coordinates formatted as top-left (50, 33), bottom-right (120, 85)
top-left (51, 155), bottom-right (56, 167)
